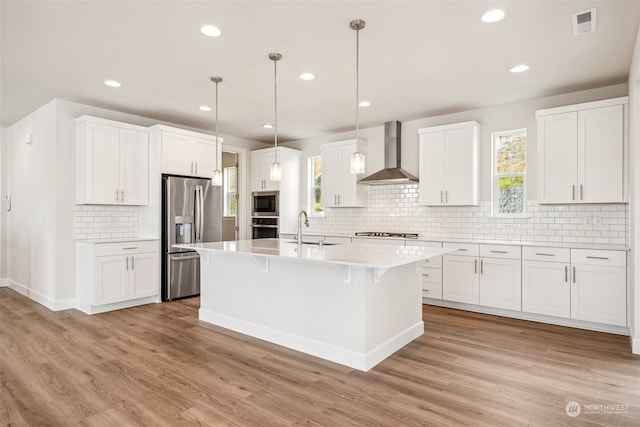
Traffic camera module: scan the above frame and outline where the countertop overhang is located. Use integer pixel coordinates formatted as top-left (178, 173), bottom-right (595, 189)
top-left (175, 238), bottom-right (453, 270)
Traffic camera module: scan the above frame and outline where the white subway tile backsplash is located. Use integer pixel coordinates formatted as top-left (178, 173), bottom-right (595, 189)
top-left (306, 183), bottom-right (628, 245)
top-left (74, 205), bottom-right (138, 240)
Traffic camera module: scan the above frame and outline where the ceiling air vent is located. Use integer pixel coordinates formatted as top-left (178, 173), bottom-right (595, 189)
top-left (572, 8), bottom-right (597, 36)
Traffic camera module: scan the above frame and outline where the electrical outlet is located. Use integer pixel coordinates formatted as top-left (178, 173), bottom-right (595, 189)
top-left (584, 216), bottom-right (592, 225)
top-left (593, 216), bottom-right (602, 226)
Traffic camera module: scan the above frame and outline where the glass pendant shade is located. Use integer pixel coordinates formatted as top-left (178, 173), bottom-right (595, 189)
top-left (270, 161), bottom-right (282, 181)
top-left (212, 169), bottom-right (223, 186)
top-left (350, 151), bottom-right (365, 174)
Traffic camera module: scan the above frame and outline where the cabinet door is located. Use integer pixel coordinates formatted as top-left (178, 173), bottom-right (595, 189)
top-left (419, 132), bottom-right (446, 205)
top-left (193, 138), bottom-right (217, 178)
top-left (129, 252), bottom-right (159, 299)
top-left (537, 112), bottom-right (578, 203)
top-left (571, 264), bottom-right (626, 326)
top-left (321, 146), bottom-right (340, 207)
top-left (578, 105), bottom-right (624, 203)
top-left (85, 123), bottom-right (121, 204)
top-left (120, 128), bottom-right (149, 205)
top-left (522, 261), bottom-right (570, 318)
top-left (443, 255), bottom-right (479, 304)
top-left (336, 143), bottom-right (362, 206)
top-left (95, 255), bottom-right (128, 305)
top-left (162, 132), bottom-right (194, 176)
top-left (445, 126), bottom-right (477, 205)
top-left (479, 257), bottom-right (521, 311)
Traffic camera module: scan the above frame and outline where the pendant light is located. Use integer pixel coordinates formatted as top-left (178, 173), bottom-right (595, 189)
top-left (211, 76), bottom-right (223, 186)
top-left (269, 53), bottom-right (282, 181)
top-left (350, 19), bottom-right (366, 175)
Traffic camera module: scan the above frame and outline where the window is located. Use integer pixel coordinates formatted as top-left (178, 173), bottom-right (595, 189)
top-left (492, 129), bottom-right (526, 217)
top-left (223, 166), bottom-right (237, 217)
top-left (308, 156), bottom-right (323, 215)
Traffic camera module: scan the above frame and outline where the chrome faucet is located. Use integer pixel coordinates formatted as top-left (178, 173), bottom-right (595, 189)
top-left (297, 210), bottom-right (309, 246)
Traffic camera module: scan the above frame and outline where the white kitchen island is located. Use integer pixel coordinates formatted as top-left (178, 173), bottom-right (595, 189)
top-left (176, 239), bottom-right (452, 371)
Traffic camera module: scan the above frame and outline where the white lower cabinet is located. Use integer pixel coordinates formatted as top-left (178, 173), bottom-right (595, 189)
top-left (442, 243), bottom-right (479, 304)
top-left (571, 249), bottom-right (626, 326)
top-left (522, 247), bottom-right (626, 326)
top-left (522, 247), bottom-right (571, 318)
top-left (478, 244), bottom-right (521, 311)
top-left (414, 241), bottom-right (443, 299)
top-left (76, 240), bottom-right (160, 314)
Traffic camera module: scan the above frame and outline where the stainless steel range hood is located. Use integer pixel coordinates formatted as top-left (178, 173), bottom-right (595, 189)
top-left (358, 120), bottom-right (418, 185)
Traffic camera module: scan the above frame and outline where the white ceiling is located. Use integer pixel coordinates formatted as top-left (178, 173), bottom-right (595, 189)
top-left (2, 1), bottom-right (640, 143)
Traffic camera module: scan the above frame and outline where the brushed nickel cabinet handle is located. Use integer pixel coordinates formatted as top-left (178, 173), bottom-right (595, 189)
top-left (131, 256), bottom-right (135, 270)
top-left (572, 185), bottom-right (576, 201)
top-left (125, 256), bottom-right (129, 271)
top-left (565, 265), bottom-right (568, 283)
top-left (422, 273), bottom-right (430, 277)
top-left (580, 184), bottom-right (583, 200)
top-left (480, 259), bottom-right (484, 274)
top-left (474, 259), bottom-right (477, 274)
top-left (573, 266), bottom-right (576, 284)
top-left (490, 250), bottom-right (508, 254)
top-left (535, 253), bottom-right (555, 257)
top-left (586, 256), bottom-right (609, 260)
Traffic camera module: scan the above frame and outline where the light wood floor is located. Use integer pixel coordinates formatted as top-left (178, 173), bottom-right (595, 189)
top-left (1, 287), bottom-right (639, 426)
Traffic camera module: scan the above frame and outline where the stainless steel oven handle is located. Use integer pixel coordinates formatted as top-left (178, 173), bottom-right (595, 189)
top-left (171, 254), bottom-right (200, 261)
top-left (250, 224), bottom-right (279, 228)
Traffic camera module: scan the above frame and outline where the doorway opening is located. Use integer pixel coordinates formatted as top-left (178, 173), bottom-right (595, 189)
top-left (222, 151), bottom-right (238, 241)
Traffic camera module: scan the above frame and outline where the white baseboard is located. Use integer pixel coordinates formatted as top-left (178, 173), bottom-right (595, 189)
top-left (1, 279), bottom-right (75, 311)
top-left (423, 298), bottom-right (629, 336)
top-left (199, 308), bottom-right (423, 372)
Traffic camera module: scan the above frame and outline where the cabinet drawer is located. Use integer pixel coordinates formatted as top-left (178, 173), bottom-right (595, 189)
top-left (443, 242), bottom-right (479, 256)
top-left (422, 267), bottom-right (442, 283)
top-left (94, 240), bottom-right (159, 257)
top-left (422, 280), bottom-right (443, 300)
top-left (571, 249), bottom-right (626, 267)
top-left (522, 246), bottom-right (570, 263)
top-left (480, 244), bottom-right (521, 260)
top-left (422, 256), bottom-right (442, 269)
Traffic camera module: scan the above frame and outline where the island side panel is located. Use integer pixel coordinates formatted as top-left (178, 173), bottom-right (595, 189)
top-left (364, 262), bottom-right (424, 370)
top-left (197, 252), bottom-right (425, 371)
top-left (198, 252), bottom-right (369, 369)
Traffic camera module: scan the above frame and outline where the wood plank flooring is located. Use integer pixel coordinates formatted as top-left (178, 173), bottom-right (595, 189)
top-left (1, 286), bottom-right (639, 426)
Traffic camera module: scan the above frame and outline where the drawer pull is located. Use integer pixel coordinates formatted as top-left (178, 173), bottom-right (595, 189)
top-left (457, 248), bottom-right (468, 252)
top-left (122, 247), bottom-right (139, 250)
top-left (565, 265), bottom-right (568, 283)
top-left (422, 273), bottom-right (430, 277)
top-left (424, 289), bottom-right (430, 292)
top-left (490, 250), bottom-right (508, 254)
top-left (534, 253), bottom-right (555, 256)
top-left (573, 266), bottom-right (576, 284)
top-left (586, 256), bottom-right (609, 260)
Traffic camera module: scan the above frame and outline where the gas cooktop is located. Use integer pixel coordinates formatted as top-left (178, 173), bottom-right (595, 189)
top-left (354, 232), bottom-right (419, 239)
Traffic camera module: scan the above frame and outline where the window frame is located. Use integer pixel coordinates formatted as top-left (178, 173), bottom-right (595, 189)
top-left (491, 128), bottom-right (527, 218)
top-left (223, 165), bottom-right (237, 218)
top-left (307, 155), bottom-right (324, 217)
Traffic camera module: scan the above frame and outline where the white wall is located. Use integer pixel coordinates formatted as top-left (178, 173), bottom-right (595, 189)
top-left (628, 25), bottom-right (640, 354)
top-left (0, 127), bottom-right (5, 280)
top-left (1, 98), bottom-right (266, 309)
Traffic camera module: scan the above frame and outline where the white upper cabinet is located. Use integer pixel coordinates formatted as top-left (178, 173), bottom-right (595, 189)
top-left (418, 121), bottom-right (479, 206)
top-left (250, 149), bottom-right (280, 192)
top-left (536, 97), bottom-right (628, 204)
top-left (76, 116), bottom-right (149, 205)
top-left (150, 125), bottom-right (222, 178)
top-left (320, 139), bottom-right (367, 208)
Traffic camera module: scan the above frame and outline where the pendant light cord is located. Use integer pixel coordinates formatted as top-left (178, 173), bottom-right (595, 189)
top-left (355, 25), bottom-right (360, 142)
top-left (215, 79), bottom-right (219, 169)
top-left (274, 56), bottom-right (279, 161)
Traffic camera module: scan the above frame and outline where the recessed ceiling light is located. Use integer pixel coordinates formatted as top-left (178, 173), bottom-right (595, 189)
top-left (104, 80), bottom-right (121, 88)
top-left (201, 25), bottom-right (222, 37)
top-left (358, 101), bottom-right (371, 107)
top-left (299, 73), bottom-right (315, 81)
top-left (262, 123), bottom-right (274, 129)
top-left (199, 105), bottom-right (211, 112)
top-left (510, 64), bottom-right (530, 73)
top-left (482, 9), bottom-right (506, 23)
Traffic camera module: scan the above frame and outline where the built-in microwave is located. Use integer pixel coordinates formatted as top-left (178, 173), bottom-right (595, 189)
top-left (252, 191), bottom-right (279, 216)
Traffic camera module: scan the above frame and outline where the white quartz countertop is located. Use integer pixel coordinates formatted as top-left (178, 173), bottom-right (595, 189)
top-left (77, 237), bottom-right (160, 244)
top-left (175, 239), bottom-right (453, 269)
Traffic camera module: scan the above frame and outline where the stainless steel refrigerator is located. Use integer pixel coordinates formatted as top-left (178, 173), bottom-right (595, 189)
top-left (162, 175), bottom-right (222, 301)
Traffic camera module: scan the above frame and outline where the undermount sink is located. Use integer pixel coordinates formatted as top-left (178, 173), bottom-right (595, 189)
top-left (285, 240), bottom-right (340, 246)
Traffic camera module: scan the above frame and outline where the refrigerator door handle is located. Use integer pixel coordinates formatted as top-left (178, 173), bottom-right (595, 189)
top-left (195, 185), bottom-right (204, 243)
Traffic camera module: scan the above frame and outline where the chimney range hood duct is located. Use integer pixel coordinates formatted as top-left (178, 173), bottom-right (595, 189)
top-left (358, 121), bottom-right (418, 185)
